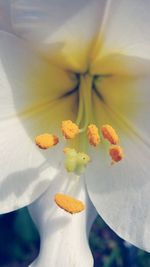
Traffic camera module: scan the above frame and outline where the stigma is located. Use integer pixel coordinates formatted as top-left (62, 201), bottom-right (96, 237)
top-left (54, 193), bottom-right (85, 214)
top-left (64, 147), bottom-right (90, 175)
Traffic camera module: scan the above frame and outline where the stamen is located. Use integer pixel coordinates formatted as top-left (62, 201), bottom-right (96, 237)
top-left (87, 124), bottom-right (100, 146)
top-left (35, 133), bottom-right (59, 149)
top-left (109, 145), bottom-right (124, 163)
top-left (61, 120), bottom-right (80, 139)
top-left (54, 193), bottom-right (85, 214)
top-left (101, 124), bottom-right (119, 145)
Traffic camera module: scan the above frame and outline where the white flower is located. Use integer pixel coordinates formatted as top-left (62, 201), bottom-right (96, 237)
top-left (1, 0), bottom-right (150, 266)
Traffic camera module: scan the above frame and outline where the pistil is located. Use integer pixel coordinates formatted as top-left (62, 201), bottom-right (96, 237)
top-left (63, 147), bottom-right (90, 175)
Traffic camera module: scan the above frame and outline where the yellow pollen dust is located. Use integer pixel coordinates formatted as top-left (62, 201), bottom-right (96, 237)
top-left (87, 124), bottom-right (100, 146)
top-left (63, 147), bottom-right (73, 154)
top-left (35, 133), bottom-right (59, 149)
top-left (101, 124), bottom-right (119, 145)
top-left (54, 193), bottom-right (85, 214)
top-left (61, 120), bottom-right (80, 139)
top-left (109, 145), bottom-right (124, 164)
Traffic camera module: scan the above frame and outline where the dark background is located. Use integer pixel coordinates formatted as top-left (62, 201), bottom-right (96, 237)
top-left (0, 208), bottom-right (149, 267)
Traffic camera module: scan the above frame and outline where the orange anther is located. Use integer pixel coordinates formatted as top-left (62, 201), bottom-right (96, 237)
top-left (61, 120), bottom-right (80, 139)
top-left (109, 145), bottom-right (124, 163)
top-left (35, 133), bottom-right (59, 149)
top-left (101, 124), bottom-right (119, 145)
top-left (54, 193), bottom-right (85, 214)
top-left (87, 124), bottom-right (100, 146)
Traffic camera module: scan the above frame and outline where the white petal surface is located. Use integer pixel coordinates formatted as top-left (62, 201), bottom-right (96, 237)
top-left (0, 32), bottom-right (77, 213)
top-left (11, 0), bottom-right (106, 72)
top-left (88, 13), bottom-right (150, 248)
top-left (0, 0), bottom-right (12, 32)
top-left (87, 57), bottom-right (150, 250)
top-left (28, 173), bottom-right (96, 267)
top-left (91, 0), bottom-right (150, 71)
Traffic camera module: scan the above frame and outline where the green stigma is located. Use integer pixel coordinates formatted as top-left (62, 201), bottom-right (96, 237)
top-left (64, 148), bottom-right (90, 175)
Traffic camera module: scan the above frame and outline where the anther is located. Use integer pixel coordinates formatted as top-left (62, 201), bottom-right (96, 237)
top-left (109, 145), bottom-right (124, 163)
top-left (35, 133), bottom-right (59, 149)
top-left (101, 124), bottom-right (119, 145)
top-left (54, 193), bottom-right (85, 214)
top-left (61, 120), bottom-right (80, 139)
top-left (87, 124), bottom-right (100, 146)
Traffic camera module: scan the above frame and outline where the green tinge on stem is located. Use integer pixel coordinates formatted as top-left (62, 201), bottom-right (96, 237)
top-left (75, 78), bottom-right (84, 125)
top-left (76, 74), bottom-right (94, 131)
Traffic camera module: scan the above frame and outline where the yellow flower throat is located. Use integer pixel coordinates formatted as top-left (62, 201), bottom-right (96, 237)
top-left (35, 73), bottom-right (124, 213)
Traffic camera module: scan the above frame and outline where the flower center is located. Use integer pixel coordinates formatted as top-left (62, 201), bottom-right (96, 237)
top-left (35, 72), bottom-right (124, 167)
top-left (35, 73), bottom-right (124, 213)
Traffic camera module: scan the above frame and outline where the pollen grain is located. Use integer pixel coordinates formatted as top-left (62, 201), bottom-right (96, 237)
top-left (101, 124), bottom-right (119, 145)
top-left (61, 120), bottom-right (80, 139)
top-left (54, 193), bottom-right (85, 214)
top-left (35, 133), bottom-right (59, 149)
top-left (63, 147), bottom-right (73, 154)
top-left (109, 145), bottom-right (124, 163)
top-left (87, 124), bottom-right (100, 146)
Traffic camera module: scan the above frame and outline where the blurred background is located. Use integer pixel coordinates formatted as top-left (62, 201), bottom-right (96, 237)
top-left (0, 208), bottom-right (149, 267)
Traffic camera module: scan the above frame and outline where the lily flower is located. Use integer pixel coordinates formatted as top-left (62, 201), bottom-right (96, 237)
top-left (1, 0), bottom-right (150, 266)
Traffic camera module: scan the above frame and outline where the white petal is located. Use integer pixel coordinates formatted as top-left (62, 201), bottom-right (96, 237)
top-left (87, 30), bottom-right (150, 250)
top-left (86, 127), bottom-right (150, 251)
top-left (28, 173), bottom-right (96, 267)
top-left (91, 53), bottom-right (150, 76)
top-left (11, 0), bottom-right (106, 72)
top-left (0, 31), bottom-right (77, 213)
top-left (91, 0), bottom-right (150, 71)
top-left (0, 0), bottom-right (12, 32)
